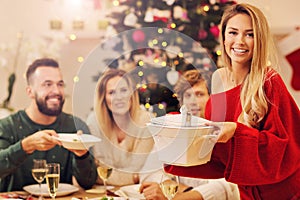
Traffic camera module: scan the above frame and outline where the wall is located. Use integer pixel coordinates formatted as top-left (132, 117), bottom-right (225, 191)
top-left (238, 0), bottom-right (300, 34)
top-left (238, 0), bottom-right (300, 108)
top-left (0, 0), bottom-right (107, 118)
top-left (0, 0), bottom-right (299, 121)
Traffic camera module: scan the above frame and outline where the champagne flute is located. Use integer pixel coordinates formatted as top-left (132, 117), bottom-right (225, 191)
top-left (46, 163), bottom-right (60, 200)
top-left (160, 172), bottom-right (179, 200)
top-left (32, 159), bottom-right (47, 200)
top-left (97, 162), bottom-right (113, 197)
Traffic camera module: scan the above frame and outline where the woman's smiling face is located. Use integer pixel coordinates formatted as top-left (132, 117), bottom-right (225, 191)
top-left (105, 76), bottom-right (132, 116)
top-left (224, 13), bottom-right (254, 68)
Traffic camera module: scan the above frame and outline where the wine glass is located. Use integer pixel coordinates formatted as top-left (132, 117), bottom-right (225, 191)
top-left (45, 163), bottom-right (60, 200)
top-left (32, 159), bottom-right (47, 200)
top-left (97, 162), bottom-right (113, 197)
top-left (160, 172), bottom-right (179, 200)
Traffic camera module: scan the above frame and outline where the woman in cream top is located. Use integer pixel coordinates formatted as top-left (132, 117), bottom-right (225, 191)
top-left (87, 68), bottom-right (156, 186)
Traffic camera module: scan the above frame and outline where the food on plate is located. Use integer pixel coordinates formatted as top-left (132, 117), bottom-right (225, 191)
top-left (101, 197), bottom-right (114, 200)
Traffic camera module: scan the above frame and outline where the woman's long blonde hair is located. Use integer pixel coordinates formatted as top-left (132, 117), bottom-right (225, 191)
top-left (220, 3), bottom-right (278, 128)
top-left (94, 68), bottom-right (141, 138)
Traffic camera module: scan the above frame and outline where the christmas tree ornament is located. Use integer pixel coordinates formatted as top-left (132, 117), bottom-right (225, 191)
top-left (166, 45), bottom-right (181, 59)
top-left (173, 5), bottom-right (183, 19)
top-left (173, 3), bottom-right (189, 22)
top-left (139, 85), bottom-right (147, 93)
top-left (198, 29), bottom-right (208, 40)
top-left (181, 9), bottom-right (189, 22)
top-left (153, 8), bottom-right (171, 23)
top-left (124, 9), bottom-right (138, 27)
top-left (132, 29), bottom-right (145, 43)
top-left (202, 57), bottom-right (211, 66)
top-left (173, 6), bottom-right (187, 21)
top-left (163, 0), bottom-right (176, 6)
top-left (144, 7), bottom-right (154, 22)
top-left (166, 67), bottom-right (179, 85)
top-left (209, 24), bottom-right (220, 38)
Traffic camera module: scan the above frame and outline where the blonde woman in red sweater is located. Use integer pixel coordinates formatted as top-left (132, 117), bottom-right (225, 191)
top-left (165, 3), bottom-right (300, 200)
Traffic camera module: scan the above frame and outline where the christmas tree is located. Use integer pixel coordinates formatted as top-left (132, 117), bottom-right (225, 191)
top-left (106, 0), bottom-right (236, 62)
top-left (98, 0), bottom-right (236, 116)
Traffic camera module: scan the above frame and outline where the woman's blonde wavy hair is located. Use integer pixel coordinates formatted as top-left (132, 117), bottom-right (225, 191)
top-left (220, 3), bottom-right (278, 128)
top-left (94, 68), bottom-right (140, 139)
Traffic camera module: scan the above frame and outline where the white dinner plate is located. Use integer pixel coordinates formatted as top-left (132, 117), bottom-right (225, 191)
top-left (23, 183), bottom-right (79, 197)
top-left (55, 133), bottom-right (101, 150)
top-left (85, 185), bottom-right (114, 194)
top-left (118, 184), bottom-right (145, 200)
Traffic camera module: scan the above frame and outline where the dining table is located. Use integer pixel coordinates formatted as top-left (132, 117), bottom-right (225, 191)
top-left (0, 184), bottom-right (123, 200)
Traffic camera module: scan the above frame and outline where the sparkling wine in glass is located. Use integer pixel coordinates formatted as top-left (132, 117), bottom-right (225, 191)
top-left (32, 159), bottom-right (47, 200)
top-left (46, 163), bottom-right (60, 200)
top-left (160, 172), bottom-right (179, 200)
top-left (97, 163), bottom-right (113, 197)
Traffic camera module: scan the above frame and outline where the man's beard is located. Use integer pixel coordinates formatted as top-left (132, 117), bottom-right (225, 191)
top-left (36, 95), bottom-right (65, 116)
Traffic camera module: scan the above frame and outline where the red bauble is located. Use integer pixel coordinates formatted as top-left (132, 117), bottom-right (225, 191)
top-left (139, 87), bottom-right (147, 93)
top-left (132, 30), bottom-right (145, 43)
top-left (209, 25), bottom-right (220, 38)
top-left (198, 29), bottom-right (208, 40)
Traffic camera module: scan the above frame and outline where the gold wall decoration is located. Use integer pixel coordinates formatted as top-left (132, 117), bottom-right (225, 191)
top-left (50, 19), bottom-right (62, 30)
top-left (73, 19), bottom-right (85, 30)
top-left (98, 20), bottom-right (109, 30)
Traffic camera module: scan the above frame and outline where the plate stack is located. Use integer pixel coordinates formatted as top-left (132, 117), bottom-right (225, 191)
top-left (147, 114), bottom-right (217, 166)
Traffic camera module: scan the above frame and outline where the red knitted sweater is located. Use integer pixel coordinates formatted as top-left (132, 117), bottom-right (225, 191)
top-left (165, 72), bottom-right (300, 200)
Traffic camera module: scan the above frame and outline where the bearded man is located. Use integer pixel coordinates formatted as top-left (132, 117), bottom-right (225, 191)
top-left (0, 58), bottom-right (97, 191)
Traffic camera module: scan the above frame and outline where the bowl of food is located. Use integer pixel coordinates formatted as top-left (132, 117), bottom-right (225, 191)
top-left (56, 133), bottom-right (101, 150)
top-left (147, 114), bottom-right (217, 166)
